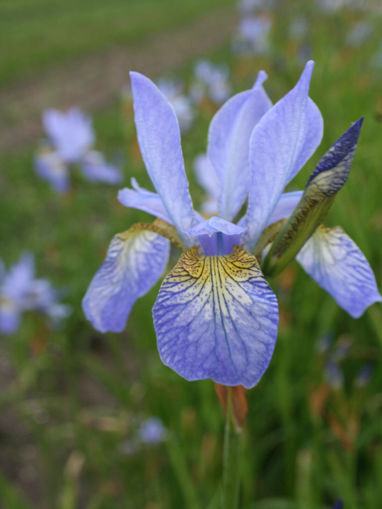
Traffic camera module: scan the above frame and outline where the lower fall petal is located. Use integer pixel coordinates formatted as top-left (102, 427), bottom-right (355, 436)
top-left (153, 245), bottom-right (279, 388)
top-left (297, 226), bottom-right (382, 318)
top-left (83, 229), bottom-right (170, 333)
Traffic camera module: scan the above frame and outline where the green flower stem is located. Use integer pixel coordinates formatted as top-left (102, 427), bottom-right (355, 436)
top-left (221, 388), bottom-right (243, 509)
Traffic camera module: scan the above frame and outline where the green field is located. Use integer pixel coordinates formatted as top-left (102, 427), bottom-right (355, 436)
top-left (1, 1), bottom-right (382, 508)
top-left (0, 0), bottom-right (236, 85)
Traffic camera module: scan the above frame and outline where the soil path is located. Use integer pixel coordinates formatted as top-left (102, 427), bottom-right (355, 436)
top-left (0, 5), bottom-right (237, 152)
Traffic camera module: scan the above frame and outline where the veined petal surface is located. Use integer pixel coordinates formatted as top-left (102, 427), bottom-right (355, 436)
top-left (130, 72), bottom-right (196, 245)
top-left (208, 71), bottom-right (272, 221)
top-left (297, 226), bottom-right (382, 318)
top-left (245, 61), bottom-right (323, 250)
top-left (83, 229), bottom-right (170, 333)
top-left (153, 245), bottom-right (279, 388)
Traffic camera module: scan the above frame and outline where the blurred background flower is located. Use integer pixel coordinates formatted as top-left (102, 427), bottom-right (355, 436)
top-left (157, 77), bottom-right (195, 131)
top-left (35, 108), bottom-right (122, 191)
top-left (190, 60), bottom-right (231, 104)
top-left (0, 253), bottom-right (70, 334)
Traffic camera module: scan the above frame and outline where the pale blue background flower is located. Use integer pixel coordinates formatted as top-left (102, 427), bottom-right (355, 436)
top-left (0, 253), bottom-right (34, 333)
top-left (190, 60), bottom-right (231, 105)
top-left (346, 20), bottom-right (372, 47)
top-left (0, 253), bottom-right (70, 334)
top-left (157, 77), bottom-right (195, 132)
top-left (237, 0), bottom-right (265, 15)
top-left (120, 416), bottom-right (167, 456)
top-left (233, 15), bottom-right (272, 55)
top-left (325, 360), bottom-right (344, 389)
top-left (81, 150), bottom-right (122, 184)
top-left (316, 0), bottom-right (347, 13)
top-left (35, 149), bottom-right (70, 193)
top-left (138, 417), bottom-right (167, 444)
top-left (43, 108), bottom-right (94, 163)
top-left (36, 107), bottom-right (122, 192)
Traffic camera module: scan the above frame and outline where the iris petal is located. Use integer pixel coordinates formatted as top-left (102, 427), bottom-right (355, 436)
top-left (266, 191), bottom-right (303, 226)
top-left (297, 226), bottom-right (382, 318)
top-left (118, 179), bottom-right (204, 230)
top-left (208, 70), bottom-right (272, 221)
top-left (287, 97), bottom-right (323, 182)
top-left (83, 229), bottom-right (170, 333)
top-left (245, 60), bottom-right (323, 250)
top-left (118, 179), bottom-right (171, 223)
top-left (35, 151), bottom-right (70, 193)
top-left (153, 245), bottom-right (279, 388)
top-left (2, 252), bottom-right (35, 301)
top-left (81, 150), bottom-right (122, 184)
top-left (193, 154), bottom-right (221, 215)
top-left (0, 305), bottom-right (21, 334)
top-left (187, 216), bottom-right (244, 256)
top-left (130, 72), bottom-right (196, 245)
top-left (43, 108), bottom-right (94, 163)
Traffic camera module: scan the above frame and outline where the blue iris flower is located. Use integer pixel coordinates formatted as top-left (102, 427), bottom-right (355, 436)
top-left (0, 253), bottom-right (70, 334)
top-left (190, 60), bottom-right (231, 105)
top-left (83, 61), bottom-right (381, 388)
top-left (35, 108), bottom-right (122, 192)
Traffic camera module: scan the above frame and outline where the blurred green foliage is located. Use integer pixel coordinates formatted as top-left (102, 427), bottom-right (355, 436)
top-left (1, 1), bottom-right (382, 508)
top-left (0, 0), bottom-right (237, 85)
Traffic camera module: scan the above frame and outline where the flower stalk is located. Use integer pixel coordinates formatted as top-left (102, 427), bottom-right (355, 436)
top-left (215, 385), bottom-right (247, 509)
top-left (222, 387), bottom-right (244, 509)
